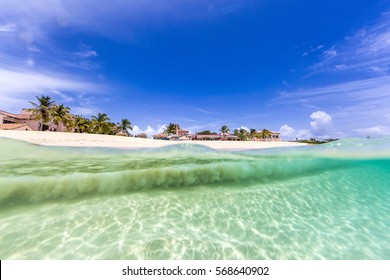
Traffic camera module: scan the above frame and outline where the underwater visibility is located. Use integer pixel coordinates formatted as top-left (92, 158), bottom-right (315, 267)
top-left (0, 137), bottom-right (389, 259)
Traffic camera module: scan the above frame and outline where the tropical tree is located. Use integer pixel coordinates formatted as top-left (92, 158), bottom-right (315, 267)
top-left (220, 125), bottom-right (230, 139)
top-left (164, 123), bottom-right (177, 135)
top-left (91, 113), bottom-right (112, 134)
top-left (259, 129), bottom-right (271, 140)
top-left (117, 118), bottom-right (132, 136)
top-left (234, 128), bottom-right (249, 141)
top-left (28, 95), bottom-right (55, 131)
top-left (51, 104), bottom-right (71, 131)
top-left (73, 115), bottom-right (91, 133)
top-left (197, 130), bottom-right (217, 135)
top-left (249, 128), bottom-right (257, 140)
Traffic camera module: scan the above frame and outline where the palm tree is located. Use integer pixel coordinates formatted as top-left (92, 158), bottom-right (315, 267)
top-left (259, 129), bottom-right (271, 140)
top-left (234, 128), bottom-right (249, 141)
top-left (220, 125), bottom-right (230, 139)
top-left (249, 128), bottom-right (257, 140)
top-left (91, 113), bottom-right (112, 134)
top-left (51, 104), bottom-right (71, 131)
top-left (117, 118), bottom-right (132, 136)
top-left (73, 115), bottom-right (91, 133)
top-left (28, 95), bottom-right (55, 131)
top-left (164, 123), bottom-right (177, 135)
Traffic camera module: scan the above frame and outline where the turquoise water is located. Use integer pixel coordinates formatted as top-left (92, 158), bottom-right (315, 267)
top-left (0, 137), bottom-right (389, 259)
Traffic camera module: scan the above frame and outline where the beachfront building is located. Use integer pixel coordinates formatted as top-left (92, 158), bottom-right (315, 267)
top-left (0, 109), bottom-right (67, 132)
top-left (269, 131), bottom-right (281, 141)
top-left (193, 134), bottom-right (221, 141)
top-left (192, 133), bottom-right (239, 141)
top-left (153, 124), bottom-right (191, 140)
top-left (266, 131), bottom-right (280, 141)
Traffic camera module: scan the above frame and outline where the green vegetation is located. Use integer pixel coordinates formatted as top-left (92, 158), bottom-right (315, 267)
top-left (249, 128), bottom-right (257, 140)
top-left (117, 119), bottom-right (132, 136)
top-left (257, 129), bottom-right (271, 140)
top-left (91, 113), bottom-right (113, 134)
top-left (164, 123), bottom-right (177, 135)
top-left (197, 130), bottom-right (218, 135)
top-left (234, 128), bottom-right (249, 141)
top-left (51, 104), bottom-right (72, 131)
top-left (219, 125), bottom-right (229, 139)
top-left (27, 95), bottom-right (132, 135)
top-left (28, 95), bottom-right (55, 131)
top-left (73, 115), bottom-right (91, 133)
top-left (296, 138), bottom-right (339, 144)
top-left (228, 128), bottom-right (275, 141)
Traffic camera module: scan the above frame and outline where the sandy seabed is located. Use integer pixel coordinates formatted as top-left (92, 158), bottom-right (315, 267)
top-left (0, 130), bottom-right (308, 150)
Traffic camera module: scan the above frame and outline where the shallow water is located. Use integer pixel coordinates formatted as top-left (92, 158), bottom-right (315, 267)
top-left (0, 137), bottom-right (389, 259)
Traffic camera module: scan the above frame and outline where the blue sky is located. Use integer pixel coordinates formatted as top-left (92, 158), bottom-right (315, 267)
top-left (1, 0), bottom-right (390, 138)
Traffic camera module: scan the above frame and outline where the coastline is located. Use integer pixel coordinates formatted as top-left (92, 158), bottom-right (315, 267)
top-left (0, 130), bottom-right (308, 150)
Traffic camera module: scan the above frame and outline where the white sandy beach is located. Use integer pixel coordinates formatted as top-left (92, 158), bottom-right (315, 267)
top-left (0, 130), bottom-right (308, 150)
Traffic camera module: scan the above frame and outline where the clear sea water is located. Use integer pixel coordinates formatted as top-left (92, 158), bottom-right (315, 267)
top-left (0, 137), bottom-right (389, 259)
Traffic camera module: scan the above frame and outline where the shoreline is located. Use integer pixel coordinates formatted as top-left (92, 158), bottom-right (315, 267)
top-left (0, 130), bottom-right (308, 150)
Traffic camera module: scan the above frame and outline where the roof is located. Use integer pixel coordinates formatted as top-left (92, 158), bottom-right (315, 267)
top-left (0, 110), bottom-right (31, 120)
top-left (195, 134), bottom-right (221, 138)
top-left (0, 123), bottom-right (32, 130)
top-left (115, 131), bottom-right (127, 136)
top-left (153, 133), bottom-right (168, 137)
top-left (15, 114), bottom-right (32, 119)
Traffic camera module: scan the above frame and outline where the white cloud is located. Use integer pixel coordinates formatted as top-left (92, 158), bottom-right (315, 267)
top-left (272, 76), bottom-right (390, 137)
top-left (190, 106), bottom-right (217, 115)
top-left (279, 124), bottom-right (311, 140)
top-left (323, 46), bottom-right (337, 57)
top-left (309, 12), bottom-right (390, 74)
top-left (352, 126), bottom-right (390, 136)
top-left (0, 68), bottom-right (97, 95)
top-left (238, 125), bottom-right (250, 132)
top-left (0, 23), bottom-right (17, 32)
top-left (310, 111), bottom-right (332, 131)
top-left (335, 64), bottom-right (347, 70)
top-left (0, 0), bottom-right (242, 40)
top-left (132, 124), bottom-right (166, 138)
top-left (302, 44), bottom-right (325, 56)
top-left (26, 59), bottom-right (34, 66)
top-left (279, 111), bottom-right (336, 140)
top-left (74, 50), bottom-right (97, 58)
top-left (279, 124), bottom-right (295, 138)
top-left (71, 106), bottom-right (97, 116)
top-left (0, 68), bottom-right (102, 113)
top-left (369, 66), bottom-right (387, 74)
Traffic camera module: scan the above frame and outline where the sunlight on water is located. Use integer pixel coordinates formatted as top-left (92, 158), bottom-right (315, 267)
top-left (0, 138), bottom-right (389, 259)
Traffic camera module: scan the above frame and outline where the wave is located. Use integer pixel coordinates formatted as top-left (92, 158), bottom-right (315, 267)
top-left (1, 137), bottom-right (389, 207)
